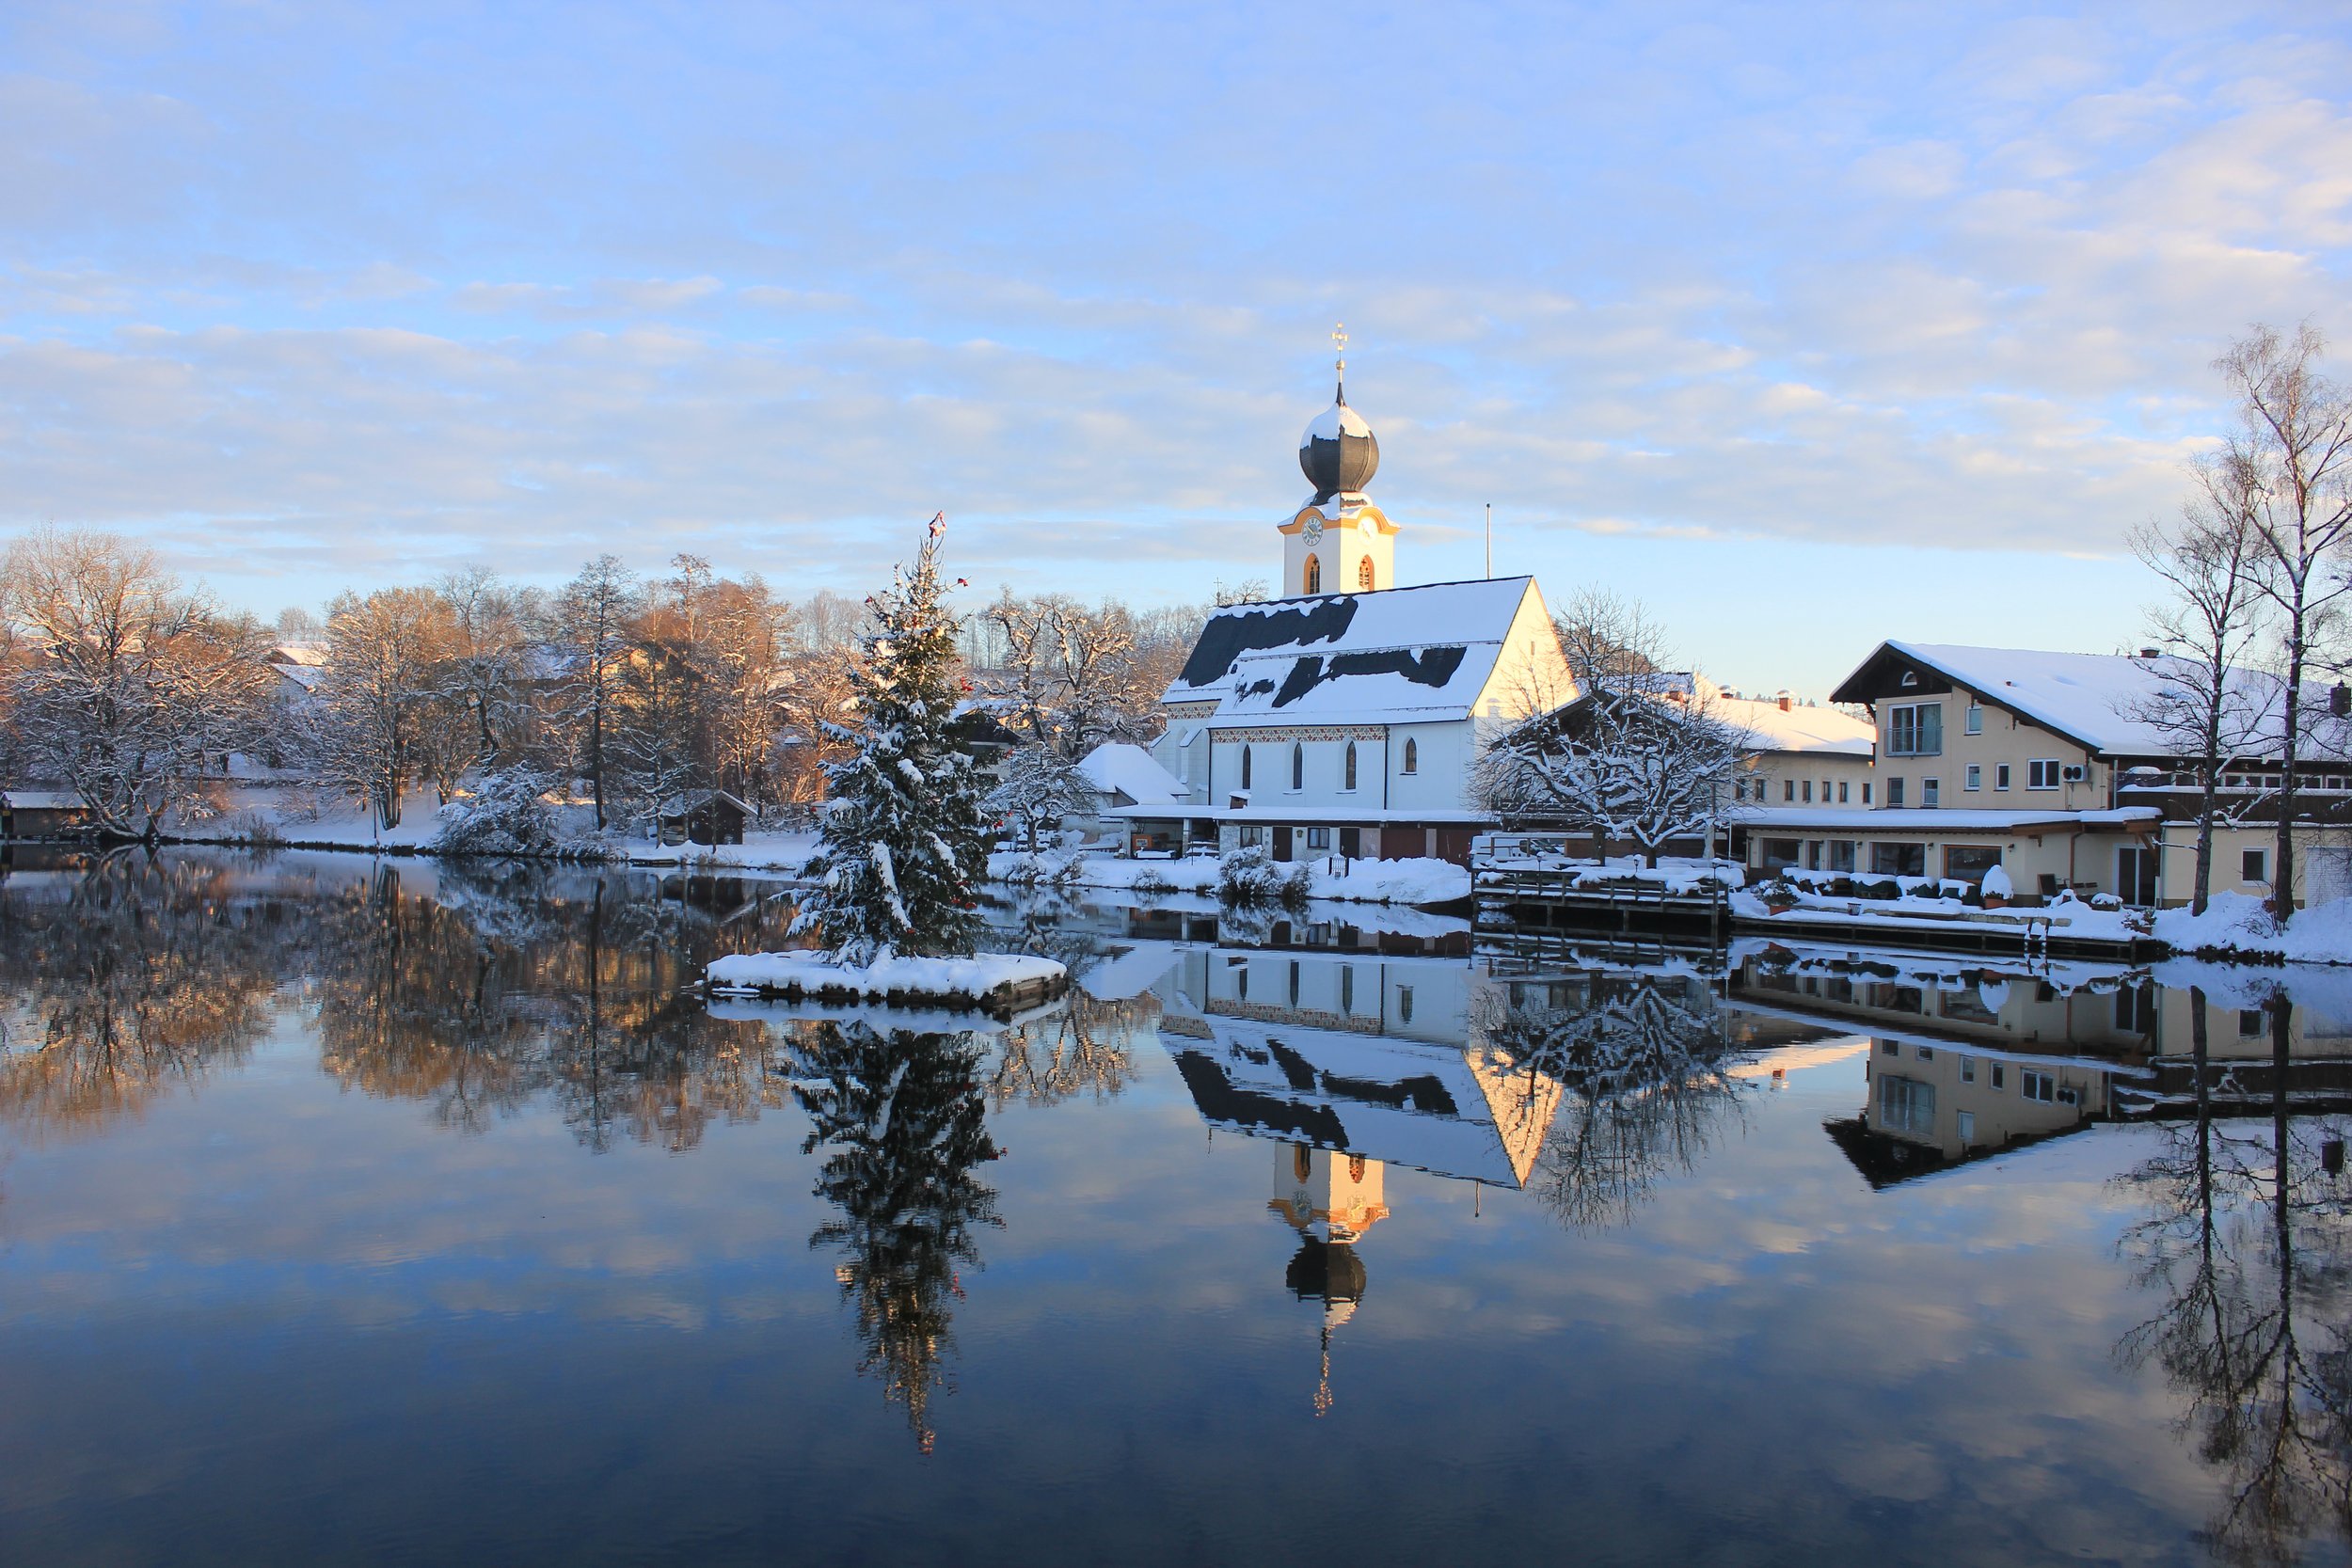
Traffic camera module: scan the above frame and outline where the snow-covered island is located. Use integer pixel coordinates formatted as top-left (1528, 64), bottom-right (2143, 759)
top-left (704, 949), bottom-right (1068, 1014)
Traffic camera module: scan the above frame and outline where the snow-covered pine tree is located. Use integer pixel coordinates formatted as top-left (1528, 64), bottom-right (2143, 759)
top-left (793, 515), bottom-right (991, 963)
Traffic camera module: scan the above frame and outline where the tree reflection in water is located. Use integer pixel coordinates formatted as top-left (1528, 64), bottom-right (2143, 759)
top-left (1479, 974), bottom-right (1752, 1231)
top-left (0, 851), bottom-right (281, 1138)
top-left (0, 851), bottom-right (793, 1149)
top-left (2116, 990), bottom-right (2352, 1566)
top-left (985, 991), bottom-right (1153, 1109)
top-left (787, 1022), bottom-right (1002, 1453)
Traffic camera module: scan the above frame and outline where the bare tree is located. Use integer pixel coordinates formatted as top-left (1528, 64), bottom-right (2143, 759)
top-left (552, 556), bottom-right (639, 831)
top-left (1552, 585), bottom-right (1663, 692)
top-left (435, 566), bottom-right (530, 766)
top-left (2128, 481), bottom-right (2272, 914)
top-left (1475, 688), bottom-right (1743, 867)
top-left (0, 528), bottom-right (274, 838)
top-left (316, 587), bottom-right (456, 831)
top-left (2213, 324), bottom-right (2352, 922)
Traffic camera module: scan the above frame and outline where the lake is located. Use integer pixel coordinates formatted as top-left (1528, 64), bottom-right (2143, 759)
top-left (3, 849), bottom-right (2350, 1566)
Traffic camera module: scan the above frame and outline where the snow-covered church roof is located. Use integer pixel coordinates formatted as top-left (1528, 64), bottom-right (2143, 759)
top-left (1166, 577), bottom-right (1549, 729)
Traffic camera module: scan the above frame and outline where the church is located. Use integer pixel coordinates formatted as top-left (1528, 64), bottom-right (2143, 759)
top-left (1130, 355), bottom-right (1574, 863)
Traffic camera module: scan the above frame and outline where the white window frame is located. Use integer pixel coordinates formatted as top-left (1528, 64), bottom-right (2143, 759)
top-left (1922, 777), bottom-right (1940, 808)
top-left (2026, 758), bottom-right (2060, 790)
top-left (1965, 703), bottom-right (1983, 735)
top-left (1994, 763), bottom-right (2011, 792)
top-left (1888, 702), bottom-right (1943, 757)
top-left (1965, 764), bottom-right (1981, 791)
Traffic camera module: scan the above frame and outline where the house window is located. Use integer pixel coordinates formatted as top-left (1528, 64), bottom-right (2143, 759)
top-left (2243, 847), bottom-right (2268, 883)
top-left (1837, 781), bottom-right (1850, 803)
top-left (1239, 825), bottom-right (1265, 847)
top-left (1957, 1110), bottom-right (1976, 1144)
top-left (1304, 553), bottom-right (1322, 594)
top-left (1784, 779), bottom-right (1795, 802)
top-left (1828, 840), bottom-right (1855, 872)
top-left (1306, 827), bottom-right (1331, 849)
top-left (1241, 748), bottom-right (1252, 789)
top-left (2240, 1008), bottom-right (2266, 1037)
top-left (2022, 1070), bottom-right (2056, 1103)
top-left (1990, 1063), bottom-right (2006, 1090)
top-left (1398, 986), bottom-right (1414, 1023)
top-left (1922, 778), bottom-right (1940, 807)
top-left (1965, 765), bottom-right (1981, 791)
top-left (1402, 739), bottom-right (1417, 774)
top-left (2027, 759), bottom-right (2061, 790)
top-left (1343, 741), bottom-right (1358, 792)
top-left (1291, 743), bottom-right (1304, 790)
top-left (1995, 763), bottom-right (2011, 791)
top-left (1357, 555), bottom-right (1375, 590)
top-left (1889, 703), bottom-right (1943, 756)
top-left (1871, 842), bottom-right (1927, 877)
top-left (1945, 846), bottom-right (2002, 883)
top-left (1886, 778), bottom-right (1905, 807)
top-left (1878, 1075), bottom-right (1935, 1135)
top-left (1802, 780), bottom-right (1812, 803)
top-left (1863, 782), bottom-right (1873, 804)
top-left (1961, 1056), bottom-right (1976, 1083)
top-left (1965, 704), bottom-right (1982, 735)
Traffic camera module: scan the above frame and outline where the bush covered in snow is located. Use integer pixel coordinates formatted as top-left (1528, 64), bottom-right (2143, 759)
top-left (1218, 845), bottom-right (1311, 909)
top-left (1129, 867), bottom-right (1175, 898)
top-left (433, 768), bottom-right (608, 859)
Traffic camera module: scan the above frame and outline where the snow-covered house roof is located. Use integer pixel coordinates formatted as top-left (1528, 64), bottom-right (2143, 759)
top-left (1713, 689), bottom-right (1876, 757)
top-left (1165, 577), bottom-right (1560, 729)
top-left (1832, 642), bottom-right (2174, 754)
top-left (270, 661), bottom-right (324, 692)
top-left (1829, 641), bottom-right (2352, 762)
top-left (1075, 742), bottom-right (1189, 808)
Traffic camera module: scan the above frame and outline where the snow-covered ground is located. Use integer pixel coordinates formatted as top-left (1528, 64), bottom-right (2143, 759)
top-left (1476, 851), bottom-right (1745, 895)
top-left (705, 948), bottom-right (1066, 1005)
top-left (989, 848), bottom-right (1470, 907)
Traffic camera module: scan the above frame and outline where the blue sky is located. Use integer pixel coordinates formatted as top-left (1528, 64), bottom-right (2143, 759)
top-left (3, 2), bottom-right (2349, 694)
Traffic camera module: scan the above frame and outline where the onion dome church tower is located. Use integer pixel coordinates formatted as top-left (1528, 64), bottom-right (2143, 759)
top-left (1282, 326), bottom-right (1398, 597)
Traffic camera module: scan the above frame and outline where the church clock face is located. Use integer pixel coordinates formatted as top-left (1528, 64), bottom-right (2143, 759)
top-left (1302, 516), bottom-right (1325, 546)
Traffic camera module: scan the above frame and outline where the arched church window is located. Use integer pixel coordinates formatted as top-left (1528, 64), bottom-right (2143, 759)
top-left (1402, 738), bottom-right (1418, 774)
top-left (1304, 553), bottom-right (1322, 594)
top-left (1241, 747), bottom-right (1252, 788)
top-left (1344, 741), bottom-right (1358, 791)
top-left (1295, 1146), bottom-right (1313, 1182)
top-left (1358, 555), bottom-right (1375, 591)
top-left (1348, 1155), bottom-right (1367, 1182)
top-left (1291, 743), bottom-right (1304, 790)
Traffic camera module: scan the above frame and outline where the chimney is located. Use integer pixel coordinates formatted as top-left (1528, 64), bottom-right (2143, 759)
top-left (2138, 647), bottom-right (2162, 659)
top-left (1775, 689), bottom-right (1793, 712)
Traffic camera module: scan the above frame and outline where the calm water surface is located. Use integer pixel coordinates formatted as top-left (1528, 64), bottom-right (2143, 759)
top-left (4, 849), bottom-right (2352, 1566)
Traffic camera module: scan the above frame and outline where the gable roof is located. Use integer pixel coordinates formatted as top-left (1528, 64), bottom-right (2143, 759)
top-left (1167, 577), bottom-right (1546, 728)
top-left (1833, 641), bottom-right (2197, 756)
top-left (1075, 742), bottom-right (1189, 806)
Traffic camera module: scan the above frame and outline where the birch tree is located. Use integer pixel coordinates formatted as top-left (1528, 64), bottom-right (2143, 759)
top-left (2127, 479), bottom-right (2271, 914)
top-left (2213, 324), bottom-right (2352, 922)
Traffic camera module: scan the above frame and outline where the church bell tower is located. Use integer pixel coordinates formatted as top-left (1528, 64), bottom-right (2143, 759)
top-left (1282, 325), bottom-right (1396, 598)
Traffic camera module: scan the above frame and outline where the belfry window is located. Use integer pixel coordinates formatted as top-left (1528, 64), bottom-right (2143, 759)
top-left (1291, 743), bottom-right (1304, 790)
top-left (1358, 555), bottom-right (1375, 590)
top-left (1344, 741), bottom-right (1359, 791)
top-left (1304, 553), bottom-right (1322, 594)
